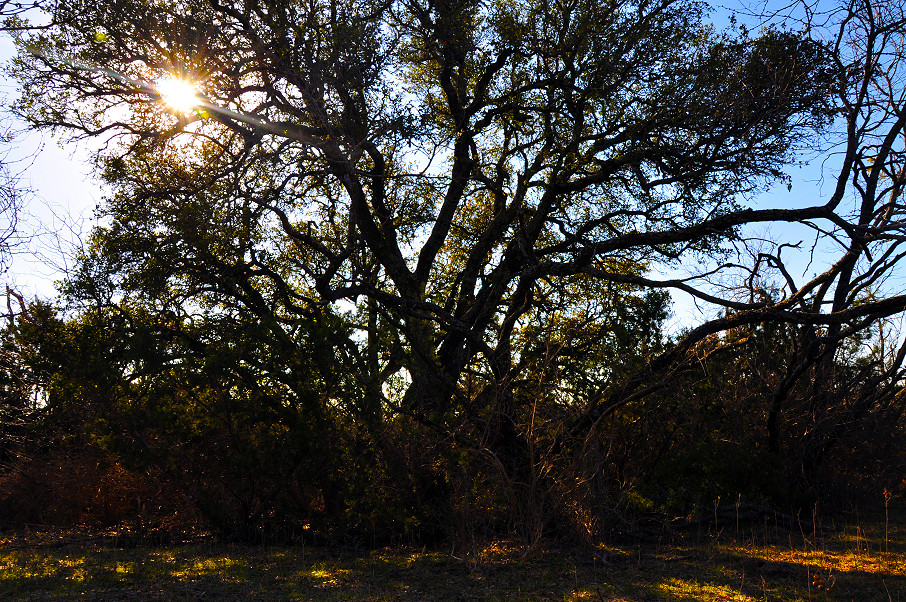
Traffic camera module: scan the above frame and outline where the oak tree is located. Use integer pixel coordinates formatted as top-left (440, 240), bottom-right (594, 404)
top-left (9, 0), bottom-right (906, 536)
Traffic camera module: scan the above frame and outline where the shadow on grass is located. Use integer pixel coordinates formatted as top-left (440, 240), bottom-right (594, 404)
top-left (1, 525), bottom-right (904, 601)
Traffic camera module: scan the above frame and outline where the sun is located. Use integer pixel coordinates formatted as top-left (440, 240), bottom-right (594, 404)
top-left (156, 77), bottom-right (200, 114)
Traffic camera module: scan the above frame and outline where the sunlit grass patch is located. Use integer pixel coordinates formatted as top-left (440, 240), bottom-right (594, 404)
top-left (113, 561), bottom-right (134, 575)
top-left (658, 577), bottom-right (754, 600)
top-left (187, 556), bottom-right (237, 574)
top-left (169, 555), bottom-right (239, 580)
top-left (725, 541), bottom-right (902, 576)
top-left (304, 563), bottom-right (351, 586)
top-left (0, 551), bottom-right (87, 580)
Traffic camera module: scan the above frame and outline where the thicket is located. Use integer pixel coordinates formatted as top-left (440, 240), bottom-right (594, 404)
top-left (1, 299), bottom-right (904, 545)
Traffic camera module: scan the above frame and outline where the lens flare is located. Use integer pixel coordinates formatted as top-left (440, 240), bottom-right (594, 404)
top-left (156, 77), bottom-right (199, 114)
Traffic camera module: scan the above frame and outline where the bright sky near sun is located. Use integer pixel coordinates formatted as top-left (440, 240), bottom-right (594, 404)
top-left (156, 77), bottom-right (201, 114)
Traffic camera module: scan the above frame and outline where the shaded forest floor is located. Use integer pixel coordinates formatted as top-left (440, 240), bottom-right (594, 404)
top-left (1, 517), bottom-right (904, 600)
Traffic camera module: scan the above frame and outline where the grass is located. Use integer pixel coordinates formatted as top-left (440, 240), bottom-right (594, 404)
top-left (0, 518), bottom-right (903, 600)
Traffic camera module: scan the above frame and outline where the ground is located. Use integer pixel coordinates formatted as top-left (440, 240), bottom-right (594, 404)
top-left (1, 517), bottom-right (904, 600)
